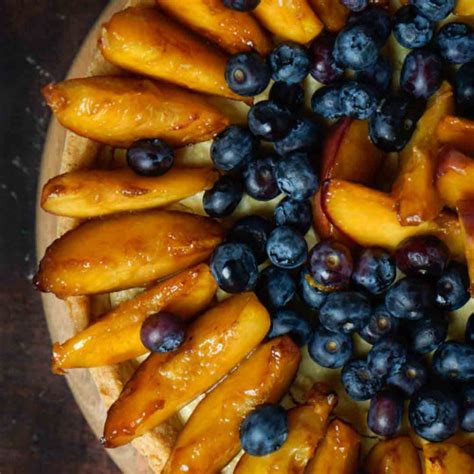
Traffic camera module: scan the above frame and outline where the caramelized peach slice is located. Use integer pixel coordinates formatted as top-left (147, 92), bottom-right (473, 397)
top-left (165, 336), bottom-right (301, 474)
top-left (392, 82), bottom-right (454, 225)
top-left (253, 0), bottom-right (323, 44)
top-left (156, 0), bottom-right (272, 55)
top-left (235, 383), bottom-right (338, 474)
top-left (42, 77), bottom-right (229, 147)
top-left (308, 0), bottom-right (348, 32)
top-left (35, 210), bottom-right (223, 297)
top-left (41, 167), bottom-right (218, 218)
top-left (423, 442), bottom-right (474, 474)
top-left (365, 437), bottom-right (422, 474)
top-left (51, 265), bottom-right (217, 372)
top-left (437, 116), bottom-right (474, 155)
top-left (103, 293), bottom-right (270, 447)
top-left (455, 0), bottom-right (474, 15)
top-left (100, 7), bottom-right (243, 101)
top-left (322, 179), bottom-right (465, 260)
top-left (305, 419), bottom-right (360, 474)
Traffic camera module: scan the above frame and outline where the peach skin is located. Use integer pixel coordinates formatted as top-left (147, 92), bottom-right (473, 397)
top-left (423, 442), bottom-right (474, 474)
top-left (103, 293), bottom-right (270, 447)
top-left (437, 116), bottom-right (474, 155)
top-left (164, 336), bottom-right (301, 474)
top-left (392, 82), bottom-right (454, 225)
top-left (305, 419), bottom-right (360, 474)
top-left (35, 210), bottom-right (224, 297)
top-left (235, 383), bottom-right (338, 474)
top-left (99, 7), bottom-right (244, 101)
top-left (365, 437), bottom-right (422, 474)
top-left (308, 0), bottom-right (349, 32)
top-left (253, 0), bottom-right (323, 44)
top-left (41, 167), bottom-right (218, 218)
top-left (156, 0), bottom-right (272, 55)
top-left (51, 264), bottom-right (217, 372)
top-left (42, 77), bottom-right (229, 147)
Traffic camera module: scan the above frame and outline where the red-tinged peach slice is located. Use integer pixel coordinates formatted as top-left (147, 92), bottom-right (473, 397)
top-left (437, 116), bottom-right (474, 155)
top-left (458, 200), bottom-right (474, 293)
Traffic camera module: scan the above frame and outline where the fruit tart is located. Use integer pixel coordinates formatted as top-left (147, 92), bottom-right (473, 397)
top-left (37, 0), bottom-right (474, 472)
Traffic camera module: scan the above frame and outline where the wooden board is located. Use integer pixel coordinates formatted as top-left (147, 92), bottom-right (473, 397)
top-left (35, 1), bottom-right (152, 472)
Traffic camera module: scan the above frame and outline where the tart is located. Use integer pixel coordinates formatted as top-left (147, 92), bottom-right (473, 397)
top-left (37, 0), bottom-right (474, 473)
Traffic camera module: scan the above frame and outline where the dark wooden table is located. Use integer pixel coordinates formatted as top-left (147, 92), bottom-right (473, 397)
top-left (0, 2), bottom-right (119, 473)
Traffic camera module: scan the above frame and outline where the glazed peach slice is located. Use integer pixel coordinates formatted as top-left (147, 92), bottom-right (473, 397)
top-left (437, 116), bottom-right (474, 155)
top-left (165, 336), bottom-right (301, 474)
top-left (423, 442), bottom-right (474, 474)
top-left (455, 0), bottom-right (474, 15)
top-left (392, 82), bottom-right (454, 225)
top-left (35, 210), bottom-right (224, 297)
top-left (51, 264), bottom-right (216, 372)
top-left (42, 77), bottom-right (229, 148)
top-left (322, 179), bottom-right (465, 260)
top-left (253, 0), bottom-right (323, 44)
top-left (99, 7), bottom-right (243, 102)
top-left (156, 0), bottom-right (272, 55)
top-left (308, 0), bottom-right (348, 32)
top-left (365, 437), bottom-right (422, 474)
top-left (305, 419), bottom-right (360, 474)
top-left (103, 293), bottom-right (270, 447)
top-left (41, 167), bottom-right (218, 218)
top-left (234, 383), bottom-right (338, 474)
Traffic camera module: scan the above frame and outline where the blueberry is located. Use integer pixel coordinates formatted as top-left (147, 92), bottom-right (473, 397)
top-left (348, 7), bottom-right (392, 44)
top-left (355, 56), bottom-right (392, 92)
top-left (435, 22), bottom-right (474, 65)
top-left (256, 266), bottom-right (296, 309)
top-left (433, 341), bottom-right (474, 383)
top-left (266, 226), bottom-right (308, 269)
top-left (275, 152), bottom-right (319, 201)
top-left (334, 24), bottom-right (380, 71)
top-left (393, 5), bottom-right (434, 49)
top-left (299, 270), bottom-right (328, 310)
top-left (243, 155), bottom-right (281, 201)
top-left (269, 82), bottom-right (305, 113)
top-left (211, 126), bottom-right (258, 172)
top-left (359, 303), bottom-right (400, 345)
top-left (225, 52), bottom-right (270, 96)
top-left (435, 262), bottom-right (470, 311)
top-left (228, 215), bottom-right (273, 264)
top-left (268, 42), bottom-right (311, 84)
top-left (274, 198), bottom-right (312, 235)
top-left (308, 240), bottom-right (354, 291)
top-left (367, 389), bottom-right (404, 437)
top-left (454, 62), bottom-right (474, 120)
top-left (320, 291), bottom-right (371, 334)
top-left (248, 100), bottom-right (294, 141)
top-left (240, 404), bottom-right (288, 456)
top-left (210, 243), bottom-right (258, 293)
top-left (410, 0), bottom-right (455, 21)
top-left (309, 34), bottom-right (344, 85)
top-left (467, 314), bottom-right (474, 346)
top-left (273, 118), bottom-right (323, 156)
top-left (268, 308), bottom-right (312, 346)
top-left (369, 95), bottom-right (425, 152)
top-left (409, 311), bottom-right (448, 354)
top-left (308, 326), bottom-right (353, 368)
top-left (387, 355), bottom-right (428, 398)
top-left (395, 236), bottom-right (449, 279)
top-left (461, 383), bottom-right (474, 432)
top-left (203, 175), bottom-right (243, 217)
top-left (342, 359), bottom-right (384, 401)
top-left (311, 85), bottom-right (344, 120)
top-left (367, 338), bottom-right (408, 379)
top-left (385, 277), bottom-right (435, 321)
top-left (127, 139), bottom-right (174, 176)
top-left (140, 312), bottom-right (186, 353)
top-left (339, 81), bottom-right (378, 119)
top-left (409, 385), bottom-right (460, 442)
top-left (352, 248), bottom-right (396, 296)
top-left (400, 48), bottom-right (443, 99)
top-left (341, 0), bottom-right (368, 12)
top-left (223, 0), bottom-right (260, 11)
